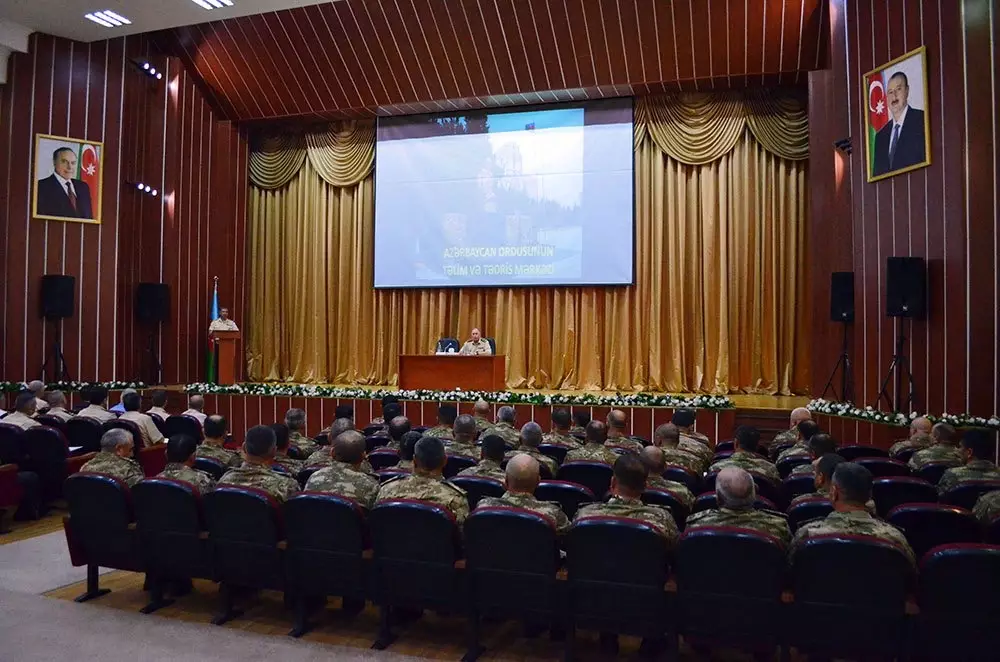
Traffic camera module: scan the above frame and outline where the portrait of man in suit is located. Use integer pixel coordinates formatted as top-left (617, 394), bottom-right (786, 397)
top-left (864, 47), bottom-right (931, 182)
top-left (33, 136), bottom-right (102, 223)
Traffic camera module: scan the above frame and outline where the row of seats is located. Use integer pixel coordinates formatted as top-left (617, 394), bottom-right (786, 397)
top-left (63, 471), bottom-right (1000, 660)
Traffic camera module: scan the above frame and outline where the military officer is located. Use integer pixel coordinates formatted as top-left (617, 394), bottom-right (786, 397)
top-left (369, 395), bottom-right (401, 427)
top-left (423, 404), bottom-right (458, 441)
top-left (208, 307), bottom-right (239, 332)
top-left (472, 399), bottom-right (493, 433)
top-left (888, 416), bottom-right (934, 458)
top-left (395, 431), bottom-right (422, 472)
top-left (937, 430), bottom-right (1000, 494)
top-left (565, 420), bottom-right (619, 465)
top-left (776, 420), bottom-right (821, 464)
top-left (270, 423), bottom-right (304, 475)
top-left (196, 415), bottom-right (242, 468)
top-left (80, 428), bottom-right (144, 488)
top-left (768, 407), bottom-right (813, 458)
top-left (384, 414), bottom-right (412, 450)
top-left (484, 406), bottom-right (520, 448)
top-left (2, 392), bottom-right (40, 430)
top-left (786, 434), bottom-right (838, 477)
top-left (788, 453), bottom-right (877, 515)
top-left (376, 436), bottom-right (469, 526)
top-left (504, 422), bottom-right (559, 477)
top-left (651, 423), bottom-right (706, 474)
top-left (477, 454), bottom-right (570, 534)
top-left (605, 409), bottom-right (643, 452)
top-left (445, 414), bottom-right (480, 459)
top-left (973, 490), bottom-right (1000, 524)
top-left (542, 408), bottom-right (581, 449)
top-left (157, 434), bottom-right (216, 494)
top-left (709, 426), bottom-right (781, 484)
top-left (305, 418), bottom-right (355, 465)
top-left (640, 446), bottom-right (694, 510)
top-left (305, 430), bottom-right (380, 509)
top-left (458, 328), bottom-right (493, 356)
top-left (686, 467), bottom-right (791, 545)
top-left (456, 434), bottom-right (508, 481)
top-left (569, 410), bottom-right (590, 437)
top-left (672, 408), bottom-right (712, 447)
top-left (285, 408), bottom-right (319, 457)
top-left (908, 423), bottom-right (963, 472)
top-left (218, 425), bottom-right (300, 503)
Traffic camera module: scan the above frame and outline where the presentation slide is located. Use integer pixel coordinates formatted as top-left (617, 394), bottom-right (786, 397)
top-left (373, 99), bottom-right (634, 288)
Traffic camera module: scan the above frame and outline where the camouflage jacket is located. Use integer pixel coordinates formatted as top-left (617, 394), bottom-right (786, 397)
top-left (565, 442), bottom-right (619, 466)
top-left (776, 442), bottom-right (811, 464)
top-left (456, 459), bottom-right (506, 482)
top-left (219, 463), bottom-right (301, 503)
top-left (306, 447), bottom-right (373, 474)
top-left (542, 430), bottom-right (581, 449)
top-left (477, 491), bottom-right (570, 534)
top-left (660, 447), bottom-right (704, 475)
top-left (769, 428), bottom-right (799, 459)
top-left (158, 462), bottom-right (216, 494)
top-left (484, 422), bottom-right (520, 448)
top-left (273, 453), bottom-right (305, 475)
top-left (645, 474), bottom-right (695, 509)
top-left (574, 495), bottom-right (679, 546)
top-left (376, 474), bottom-right (469, 525)
top-left (889, 433), bottom-right (933, 459)
top-left (789, 486), bottom-right (876, 515)
top-left (686, 506), bottom-right (791, 547)
top-left (679, 438), bottom-right (713, 469)
top-left (709, 451), bottom-right (781, 484)
top-left (790, 509), bottom-right (915, 567)
top-left (289, 431), bottom-right (319, 457)
top-left (908, 444), bottom-right (964, 472)
top-left (474, 416), bottom-right (492, 433)
top-left (973, 490), bottom-right (1000, 524)
top-left (196, 442), bottom-right (242, 468)
top-left (504, 447), bottom-right (559, 477)
top-left (789, 462), bottom-right (815, 476)
top-left (80, 452), bottom-right (145, 488)
top-left (681, 430), bottom-right (711, 447)
top-left (937, 460), bottom-right (1000, 494)
top-left (606, 435), bottom-right (643, 453)
top-left (423, 424), bottom-right (455, 440)
top-left (445, 439), bottom-right (479, 459)
top-left (569, 425), bottom-right (586, 437)
top-left (304, 461), bottom-right (380, 509)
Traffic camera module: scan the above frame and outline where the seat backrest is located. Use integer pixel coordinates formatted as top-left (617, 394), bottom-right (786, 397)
top-left (376, 468), bottom-right (410, 482)
top-left (786, 496), bottom-right (834, 532)
top-left (537, 444), bottom-right (568, 465)
top-left (366, 434), bottom-right (390, 452)
top-left (103, 419), bottom-right (142, 452)
top-left (556, 461), bottom-right (613, 500)
top-left (133, 478), bottom-right (203, 536)
top-left (368, 448), bottom-right (400, 471)
top-left (566, 516), bottom-right (669, 587)
top-left (915, 461), bottom-right (954, 484)
top-left (919, 543), bottom-right (1000, 617)
top-left (871, 476), bottom-right (938, 518)
top-left (466, 506), bottom-right (558, 576)
top-left (677, 526), bottom-right (786, 598)
top-left (711, 450), bottom-right (734, 464)
top-left (663, 465), bottom-right (702, 494)
top-left (939, 480), bottom-right (1000, 511)
top-left (436, 337), bottom-right (459, 353)
top-left (485, 337), bottom-right (496, 354)
top-left (362, 424), bottom-right (384, 437)
top-left (888, 504), bottom-right (982, 560)
top-left (777, 455), bottom-right (812, 479)
top-left (893, 447), bottom-right (917, 463)
top-left (192, 456), bottom-right (226, 481)
top-left (34, 415), bottom-right (67, 435)
top-left (284, 492), bottom-right (368, 554)
top-left (782, 474), bottom-right (817, 503)
top-left (715, 441), bottom-right (734, 453)
top-left (642, 488), bottom-right (689, 530)
top-left (296, 466), bottom-right (318, 487)
top-left (443, 454), bottom-right (476, 478)
top-left (856, 457), bottom-right (911, 478)
top-left (162, 415), bottom-right (203, 441)
top-left (449, 475), bottom-right (504, 508)
top-left (202, 485), bottom-right (284, 543)
top-left (534, 480), bottom-right (595, 519)
top-left (24, 425), bottom-right (69, 462)
top-left (64, 472), bottom-right (140, 570)
top-left (0, 424), bottom-right (27, 464)
top-left (792, 534), bottom-right (913, 610)
top-left (693, 492), bottom-right (778, 514)
top-left (839, 445), bottom-right (890, 461)
top-left (369, 499), bottom-right (461, 564)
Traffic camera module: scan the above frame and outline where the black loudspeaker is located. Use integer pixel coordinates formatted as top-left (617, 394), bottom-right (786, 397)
top-left (886, 257), bottom-right (926, 318)
top-left (830, 272), bottom-right (855, 322)
top-left (40, 275), bottom-right (75, 320)
top-left (136, 283), bottom-right (170, 323)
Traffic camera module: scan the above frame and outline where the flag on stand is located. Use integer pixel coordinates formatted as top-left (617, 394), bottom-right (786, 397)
top-left (867, 72), bottom-right (890, 164)
top-left (206, 279), bottom-right (219, 383)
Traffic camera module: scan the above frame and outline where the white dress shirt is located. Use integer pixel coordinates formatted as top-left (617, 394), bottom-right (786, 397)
top-left (182, 409), bottom-right (207, 425)
top-left (120, 411), bottom-right (164, 446)
top-left (77, 404), bottom-right (118, 423)
top-left (2, 411), bottom-right (40, 430)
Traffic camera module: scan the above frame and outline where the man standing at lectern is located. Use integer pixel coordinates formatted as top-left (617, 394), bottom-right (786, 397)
top-left (458, 328), bottom-right (492, 356)
top-left (209, 307), bottom-right (239, 332)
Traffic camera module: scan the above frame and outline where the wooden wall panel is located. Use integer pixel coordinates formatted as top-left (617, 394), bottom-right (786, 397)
top-left (0, 34), bottom-right (248, 386)
top-left (809, 0), bottom-right (999, 418)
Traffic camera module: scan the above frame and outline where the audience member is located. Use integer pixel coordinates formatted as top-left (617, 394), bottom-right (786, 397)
top-left (672, 408), bottom-right (710, 446)
top-left (27, 380), bottom-right (48, 413)
top-left (769, 407), bottom-right (813, 453)
top-left (157, 434), bottom-right (216, 494)
top-left (396, 430), bottom-right (421, 471)
top-left (606, 409), bottom-right (642, 452)
top-left (456, 434), bottom-right (507, 481)
top-left (787, 433), bottom-right (838, 477)
top-left (542, 407), bottom-right (580, 448)
top-left (504, 422), bottom-right (559, 476)
top-left (685, 466), bottom-right (791, 545)
top-left (485, 406), bottom-right (520, 447)
top-left (574, 454), bottom-right (679, 544)
top-left (146, 389), bottom-right (170, 420)
top-left (119, 391), bottom-right (164, 447)
top-left (270, 423), bottom-right (304, 474)
top-left (334, 404), bottom-right (354, 421)
top-left (570, 410), bottom-right (591, 437)
top-left (424, 405), bottom-right (458, 440)
top-left (370, 394), bottom-right (400, 426)
top-left (376, 436), bottom-right (469, 525)
top-left (973, 489), bottom-right (1000, 525)
top-left (788, 453), bottom-right (876, 514)
top-left (888, 416), bottom-right (934, 458)
top-left (2, 392), bottom-right (40, 430)
top-left (640, 446), bottom-right (694, 509)
top-left (565, 420), bottom-right (618, 465)
top-left (908, 423), bottom-right (963, 472)
top-left (709, 426), bottom-right (780, 483)
top-left (218, 425), bottom-right (300, 502)
top-left (110, 388), bottom-right (137, 414)
top-left (181, 395), bottom-right (207, 425)
top-left (651, 423), bottom-right (704, 473)
top-left (285, 408), bottom-right (317, 456)
top-left (77, 385), bottom-right (117, 423)
top-left (306, 418), bottom-right (355, 466)
top-left (196, 415), bottom-right (241, 468)
top-left (446, 414), bottom-right (479, 459)
top-left (472, 399), bottom-right (493, 433)
top-left (305, 430), bottom-right (379, 509)
top-left (776, 419), bottom-right (821, 463)
top-left (790, 462), bottom-right (915, 567)
top-left (477, 454), bottom-right (570, 534)
top-left (43, 390), bottom-right (74, 422)
top-left (937, 430), bottom-right (1000, 494)
top-left (377, 403), bottom-right (403, 434)
top-left (385, 415), bottom-right (411, 450)
top-left (80, 429), bottom-right (143, 487)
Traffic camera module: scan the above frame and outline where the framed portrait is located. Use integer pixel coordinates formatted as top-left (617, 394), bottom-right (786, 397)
top-left (32, 134), bottom-right (103, 224)
top-left (862, 46), bottom-right (932, 183)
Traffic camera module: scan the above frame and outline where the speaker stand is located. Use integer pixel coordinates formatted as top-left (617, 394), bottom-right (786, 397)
top-left (40, 319), bottom-right (71, 383)
top-left (143, 332), bottom-right (163, 385)
top-left (876, 331), bottom-right (916, 412)
top-left (821, 322), bottom-right (854, 403)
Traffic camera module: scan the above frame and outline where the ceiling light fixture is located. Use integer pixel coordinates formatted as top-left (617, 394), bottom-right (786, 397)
top-left (85, 10), bottom-right (132, 28)
top-left (190, 0), bottom-right (234, 10)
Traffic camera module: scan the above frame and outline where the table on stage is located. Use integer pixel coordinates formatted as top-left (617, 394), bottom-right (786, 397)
top-left (398, 355), bottom-right (506, 391)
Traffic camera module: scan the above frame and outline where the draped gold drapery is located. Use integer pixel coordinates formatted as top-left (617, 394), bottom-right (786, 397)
top-left (246, 94), bottom-right (810, 394)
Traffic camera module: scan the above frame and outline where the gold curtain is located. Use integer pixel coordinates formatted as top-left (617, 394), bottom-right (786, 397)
top-left (246, 93), bottom-right (810, 394)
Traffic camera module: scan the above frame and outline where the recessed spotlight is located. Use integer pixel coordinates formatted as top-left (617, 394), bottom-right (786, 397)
top-left (151, 190), bottom-right (158, 197)
top-left (149, 67), bottom-right (156, 75)
top-left (85, 10), bottom-right (132, 28)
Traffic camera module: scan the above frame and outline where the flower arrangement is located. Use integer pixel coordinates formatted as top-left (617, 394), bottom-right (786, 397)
top-left (184, 382), bottom-right (735, 409)
top-left (807, 398), bottom-right (1000, 430)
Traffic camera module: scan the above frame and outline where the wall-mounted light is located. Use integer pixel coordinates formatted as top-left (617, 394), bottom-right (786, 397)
top-left (133, 181), bottom-right (158, 197)
top-left (834, 137), bottom-right (853, 155)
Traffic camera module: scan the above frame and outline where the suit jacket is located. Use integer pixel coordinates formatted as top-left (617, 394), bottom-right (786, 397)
top-left (36, 174), bottom-right (94, 219)
top-left (872, 108), bottom-right (926, 177)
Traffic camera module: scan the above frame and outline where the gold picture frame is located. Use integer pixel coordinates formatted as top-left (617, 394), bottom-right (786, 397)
top-left (862, 46), bottom-right (932, 183)
top-left (32, 133), bottom-right (104, 224)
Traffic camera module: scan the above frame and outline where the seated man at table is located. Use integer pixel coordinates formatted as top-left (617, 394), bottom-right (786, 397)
top-left (543, 408), bottom-right (580, 449)
top-left (685, 466), bottom-right (790, 545)
top-left (80, 429), bottom-right (144, 487)
top-left (446, 414), bottom-right (479, 459)
top-left (196, 415), bottom-right (242, 468)
top-left (937, 430), bottom-right (1000, 494)
top-left (219, 425), bottom-right (300, 503)
top-left (504, 422), bottom-right (559, 478)
top-left (457, 434), bottom-right (507, 482)
top-left (477, 454), bottom-right (570, 535)
top-left (119, 391), bottom-right (164, 447)
top-left (77, 386), bottom-right (117, 423)
top-left (305, 430), bottom-right (379, 509)
top-left (424, 404), bottom-right (457, 440)
top-left (458, 327), bottom-right (493, 356)
top-left (157, 434), bottom-right (216, 494)
top-left (2, 392), bottom-right (40, 430)
top-left (484, 406), bottom-right (520, 448)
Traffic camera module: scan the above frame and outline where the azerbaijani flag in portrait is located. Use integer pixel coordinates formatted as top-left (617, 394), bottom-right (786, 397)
top-left (867, 71), bottom-right (890, 165)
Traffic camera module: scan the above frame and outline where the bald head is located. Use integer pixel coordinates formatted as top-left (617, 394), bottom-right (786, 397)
top-left (505, 454), bottom-right (541, 493)
top-left (474, 399), bottom-right (491, 417)
top-left (585, 420), bottom-right (608, 445)
top-left (716, 467), bottom-right (756, 510)
top-left (454, 414), bottom-right (477, 441)
top-left (519, 421), bottom-right (543, 448)
top-left (329, 417), bottom-right (355, 438)
top-left (932, 422), bottom-right (957, 445)
top-left (333, 430), bottom-right (366, 466)
top-left (641, 446), bottom-right (666, 474)
top-left (654, 423), bottom-right (680, 448)
top-left (910, 416), bottom-right (933, 436)
top-left (188, 394), bottom-right (205, 411)
top-left (607, 409), bottom-right (628, 431)
top-left (790, 408), bottom-right (812, 427)
top-left (27, 380), bottom-right (45, 396)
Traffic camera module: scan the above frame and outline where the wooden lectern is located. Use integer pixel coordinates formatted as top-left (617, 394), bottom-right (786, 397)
top-left (210, 330), bottom-right (241, 385)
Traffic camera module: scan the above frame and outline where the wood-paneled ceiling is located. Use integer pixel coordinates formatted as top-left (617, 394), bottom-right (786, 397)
top-left (155, 0), bottom-right (827, 123)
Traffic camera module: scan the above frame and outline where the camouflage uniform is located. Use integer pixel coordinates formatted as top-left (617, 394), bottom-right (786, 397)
top-left (776, 443), bottom-right (811, 464)
top-left (484, 422), bottom-right (520, 448)
top-left (376, 474), bottom-right (469, 525)
top-left (790, 510), bottom-right (915, 567)
top-left (937, 459), bottom-right (1000, 494)
top-left (646, 475), bottom-right (695, 509)
top-left (289, 431), bottom-right (319, 457)
top-left (158, 462), bottom-right (216, 494)
top-left (768, 428), bottom-right (799, 460)
top-left (789, 462), bottom-right (815, 476)
top-left (660, 447), bottom-right (704, 475)
top-left (80, 452), bottom-right (145, 488)
top-left (305, 461), bottom-right (380, 509)
top-left (504, 447), bottom-right (559, 477)
top-left (477, 491), bottom-right (571, 534)
top-left (606, 435), bottom-right (643, 453)
top-left (709, 450), bottom-right (781, 484)
top-left (273, 453), bottom-right (305, 475)
top-left (565, 442), bottom-right (619, 466)
top-left (396, 459), bottom-right (414, 472)
top-left (679, 438), bottom-right (713, 470)
top-left (456, 459), bottom-right (506, 482)
top-left (197, 442), bottom-right (242, 468)
top-left (686, 506), bottom-right (791, 546)
top-left (458, 338), bottom-right (493, 356)
top-left (569, 425), bottom-right (586, 437)
top-left (973, 490), bottom-right (1000, 524)
top-left (306, 447), bottom-right (373, 474)
top-left (424, 424), bottom-right (455, 441)
top-left (445, 439), bottom-right (478, 459)
top-left (542, 430), bottom-right (581, 449)
top-left (889, 433), bottom-right (933, 459)
top-left (574, 496), bottom-right (679, 546)
top-left (219, 463), bottom-right (301, 503)
top-left (474, 416), bottom-right (492, 433)
top-left (908, 444), bottom-right (965, 472)
top-left (681, 430), bottom-right (712, 447)
top-left (789, 485), bottom-right (876, 515)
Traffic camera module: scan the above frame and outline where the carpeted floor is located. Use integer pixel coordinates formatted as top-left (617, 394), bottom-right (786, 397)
top-left (0, 530), bottom-right (112, 595)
